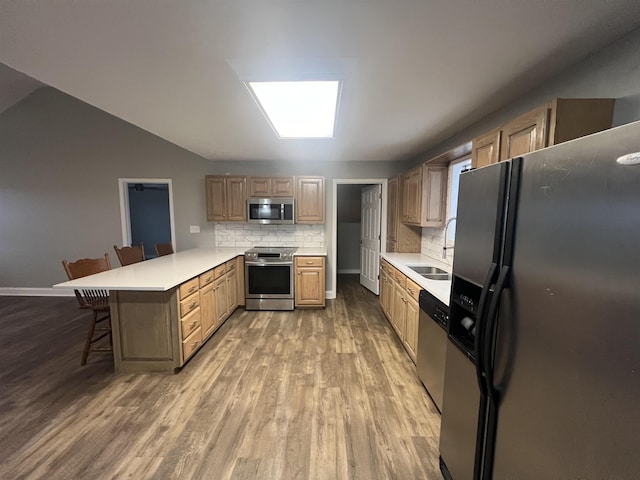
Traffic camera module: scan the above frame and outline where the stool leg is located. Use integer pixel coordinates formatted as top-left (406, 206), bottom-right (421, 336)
top-left (81, 310), bottom-right (98, 366)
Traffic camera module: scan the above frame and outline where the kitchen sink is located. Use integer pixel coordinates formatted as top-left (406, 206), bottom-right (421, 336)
top-left (407, 265), bottom-right (451, 281)
top-left (421, 273), bottom-right (452, 281)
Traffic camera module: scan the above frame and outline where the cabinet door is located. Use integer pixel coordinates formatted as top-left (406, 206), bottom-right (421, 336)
top-left (226, 177), bottom-right (247, 221)
top-left (296, 177), bottom-right (325, 224)
top-left (248, 177), bottom-right (270, 197)
top-left (391, 279), bottom-right (406, 339)
top-left (295, 266), bottom-right (325, 307)
top-left (404, 297), bottom-right (419, 363)
top-left (271, 177), bottom-right (294, 197)
top-left (214, 277), bottom-right (228, 326)
top-left (401, 167), bottom-right (421, 225)
top-left (226, 269), bottom-right (238, 313)
top-left (387, 177), bottom-right (398, 244)
top-left (236, 256), bottom-right (245, 306)
top-left (379, 269), bottom-right (390, 317)
top-left (205, 176), bottom-right (226, 221)
top-left (200, 283), bottom-right (216, 338)
top-left (472, 129), bottom-right (501, 169)
top-left (422, 165), bottom-right (448, 226)
top-left (500, 106), bottom-right (549, 161)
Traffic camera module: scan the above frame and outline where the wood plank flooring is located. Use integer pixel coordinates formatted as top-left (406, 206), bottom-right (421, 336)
top-left (0, 275), bottom-right (442, 479)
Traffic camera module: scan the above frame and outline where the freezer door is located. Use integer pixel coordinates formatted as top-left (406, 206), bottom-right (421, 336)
top-left (490, 121), bottom-right (640, 479)
top-left (453, 162), bottom-right (510, 286)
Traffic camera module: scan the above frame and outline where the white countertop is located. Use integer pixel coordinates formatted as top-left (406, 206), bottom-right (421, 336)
top-left (295, 247), bottom-right (327, 256)
top-left (54, 247), bottom-right (245, 292)
top-left (54, 246), bottom-right (328, 292)
top-left (381, 253), bottom-right (452, 306)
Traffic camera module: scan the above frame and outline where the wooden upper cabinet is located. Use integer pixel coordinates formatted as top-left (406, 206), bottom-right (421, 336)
top-left (296, 177), bottom-right (325, 224)
top-left (472, 98), bottom-right (614, 168)
top-left (472, 128), bottom-right (501, 169)
top-left (500, 105), bottom-right (549, 161)
top-left (401, 167), bottom-right (421, 225)
top-left (401, 164), bottom-right (448, 228)
top-left (205, 176), bottom-right (227, 222)
top-left (205, 176), bottom-right (247, 222)
top-left (547, 98), bottom-right (614, 145)
top-left (248, 177), bottom-right (294, 197)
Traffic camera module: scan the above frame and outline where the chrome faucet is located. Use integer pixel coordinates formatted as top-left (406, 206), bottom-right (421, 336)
top-left (443, 217), bottom-right (457, 259)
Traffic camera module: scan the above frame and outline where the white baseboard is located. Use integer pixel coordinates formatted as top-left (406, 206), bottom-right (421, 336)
top-left (337, 269), bottom-right (360, 274)
top-left (0, 287), bottom-right (75, 297)
top-left (326, 290), bottom-right (336, 300)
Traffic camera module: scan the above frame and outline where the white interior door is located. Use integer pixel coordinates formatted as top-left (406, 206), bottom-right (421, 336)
top-left (360, 184), bottom-right (381, 294)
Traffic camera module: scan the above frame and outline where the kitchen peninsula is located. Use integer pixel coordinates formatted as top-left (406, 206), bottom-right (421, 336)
top-left (54, 247), bottom-right (325, 373)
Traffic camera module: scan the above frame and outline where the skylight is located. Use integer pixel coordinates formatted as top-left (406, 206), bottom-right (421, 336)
top-left (246, 81), bottom-right (340, 139)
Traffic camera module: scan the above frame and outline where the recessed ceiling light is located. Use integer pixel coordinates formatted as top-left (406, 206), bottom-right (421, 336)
top-left (246, 80), bottom-right (341, 139)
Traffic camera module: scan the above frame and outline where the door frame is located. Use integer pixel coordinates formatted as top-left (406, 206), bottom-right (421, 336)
top-left (331, 178), bottom-right (387, 299)
top-left (118, 178), bottom-right (176, 250)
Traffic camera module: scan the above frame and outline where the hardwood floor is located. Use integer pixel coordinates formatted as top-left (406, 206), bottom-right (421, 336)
top-left (0, 275), bottom-right (441, 479)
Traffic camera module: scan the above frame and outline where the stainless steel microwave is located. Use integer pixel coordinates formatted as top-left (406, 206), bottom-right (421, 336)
top-left (247, 198), bottom-right (295, 224)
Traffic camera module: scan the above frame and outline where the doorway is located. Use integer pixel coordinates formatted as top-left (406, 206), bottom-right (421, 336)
top-left (332, 179), bottom-right (387, 298)
top-left (118, 178), bottom-right (176, 259)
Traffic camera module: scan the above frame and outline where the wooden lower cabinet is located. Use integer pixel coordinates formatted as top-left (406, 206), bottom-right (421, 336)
top-left (295, 256), bottom-right (326, 308)
top-left (390, 277), bottom-right (406, 339)
top-left (403, 281), bottom-right (420, 363)
top-left (214, 275), bottom-right (229, 326)
top-left (199, 269), bottom-right (216, 338)
top-left (226, 263), bottom-right (238, 313)
top-left (109, 256), bottom-right (243, 374)
top-left (379, 259), bottom-right (420, 364)
top-left (236, 256), bottom-right (245, 306)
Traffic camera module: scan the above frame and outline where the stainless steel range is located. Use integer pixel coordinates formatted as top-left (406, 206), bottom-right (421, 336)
top-left (244, 246), bottom-right (298, 311)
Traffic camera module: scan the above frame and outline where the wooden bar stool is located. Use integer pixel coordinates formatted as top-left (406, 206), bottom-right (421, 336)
top-left (114, 243), bottom-right (145, 266)
top-left (154, 243), bottom-right (174, 257)
top-left (61, 254), bottom-right (112, 365)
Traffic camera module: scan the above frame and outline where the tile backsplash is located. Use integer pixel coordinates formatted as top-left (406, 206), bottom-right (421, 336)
top-left (214, 223), bottom-right (325, 248)
top-left (421, 227), bottom-right (453, 266)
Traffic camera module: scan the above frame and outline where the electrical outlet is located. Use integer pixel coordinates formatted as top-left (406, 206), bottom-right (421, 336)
top-left (190, 225), bottom-right (200, 233)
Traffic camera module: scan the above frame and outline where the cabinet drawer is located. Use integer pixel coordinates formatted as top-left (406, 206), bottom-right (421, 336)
top-left (180, 306), bottom-right (201, 338)
top-left (214, 264), bottom-right (226, 279)
top-left (179, 293), bottom-right (200, 318)
top-left (381, 259), bottom-right (392, 273)
top-left (393, 269), bottom-right (406, 288)
top-left (295, 256), bottom-right (324, 267)
top-left (182, 326), bottom-right (203, 361)
top-left (226, 259), bottom-right (236, 271)
top-left (405, 278), bottom-right (421, 302)
top-left (179, 278), bottom-right (200, 300)
top-left (199, 269), bottom-right (214, 287)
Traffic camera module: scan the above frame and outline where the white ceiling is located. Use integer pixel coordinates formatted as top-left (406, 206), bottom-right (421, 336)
top-left (2, 1), bottom-right (640, 162)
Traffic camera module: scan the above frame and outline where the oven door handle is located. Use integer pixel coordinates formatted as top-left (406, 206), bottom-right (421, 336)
top-left (245, 261), bottom-right (293, 266)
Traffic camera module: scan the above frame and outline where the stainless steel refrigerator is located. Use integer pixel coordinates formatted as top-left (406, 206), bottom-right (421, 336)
top-left (439, 120), bottom-right (640, 480)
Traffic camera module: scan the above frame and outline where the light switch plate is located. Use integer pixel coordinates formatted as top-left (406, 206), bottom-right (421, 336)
top-left (190, 225), bottom-right (201, 233)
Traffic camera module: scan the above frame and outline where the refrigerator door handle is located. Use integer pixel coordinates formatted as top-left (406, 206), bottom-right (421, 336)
top-left (483, 264), bottom-right (511, 402)
top-left (474, 262), bottom-right (498, 393)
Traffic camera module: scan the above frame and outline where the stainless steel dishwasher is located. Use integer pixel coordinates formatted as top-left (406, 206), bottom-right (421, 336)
top-left (416, 289), bottom-right (449, 413)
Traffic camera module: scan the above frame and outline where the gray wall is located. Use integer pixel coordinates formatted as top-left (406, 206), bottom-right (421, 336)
top-left (0, 88), bottom-right (215, 288)
top-left (413, 26), bottom-right (640, 164)
top-left (0, 87), bottom-right (402, 291)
